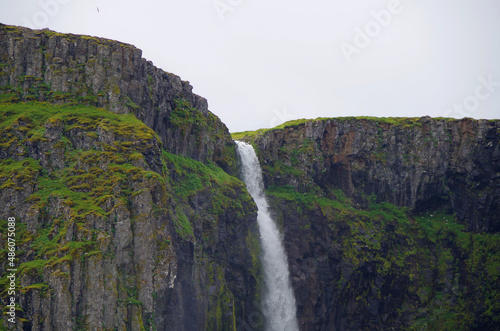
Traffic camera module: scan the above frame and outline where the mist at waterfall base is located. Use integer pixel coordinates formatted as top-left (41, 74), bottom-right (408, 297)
top-left (235, 141), bottom-right (299, 331)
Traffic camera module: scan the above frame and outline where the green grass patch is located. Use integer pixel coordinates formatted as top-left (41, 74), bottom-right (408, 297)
top-left (0, 102), bottom-right (158, 142)
top-left (267, 185), bottom-right (348, 211)
top-left (173, 207), bottom-right (194, 239)
top-left (162, 149), bottom-right (252, 240)
top-left (0, 158), bottom-right (42, 184)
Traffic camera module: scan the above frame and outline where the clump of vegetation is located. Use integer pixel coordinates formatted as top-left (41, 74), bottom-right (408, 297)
top-left (0, 102), bottom-right (158, 140)
top-left (162, 149), bottom-right (253, 241)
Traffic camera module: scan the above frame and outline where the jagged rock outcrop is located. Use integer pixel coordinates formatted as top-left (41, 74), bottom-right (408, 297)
top-left (0, 24), bottom-right (236, 173)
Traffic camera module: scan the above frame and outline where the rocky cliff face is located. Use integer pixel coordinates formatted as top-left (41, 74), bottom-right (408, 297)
top-left (0, 24), bottom-right (236, 173)
top-left (0, 102), bottom-right (261, 331)
top-left (235, 117), bottom-right (500, 330)
top-left (241, 117), bottom-right (500, 232)
top-left (0, 25), bottom-right (261, 331)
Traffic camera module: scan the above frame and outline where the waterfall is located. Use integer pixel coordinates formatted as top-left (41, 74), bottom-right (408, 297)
top-left (235, 141), bottom-right (299, 331)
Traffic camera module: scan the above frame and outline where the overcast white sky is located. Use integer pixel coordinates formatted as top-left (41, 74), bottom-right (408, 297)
top-left (1, 0), bottom-right (499, 132)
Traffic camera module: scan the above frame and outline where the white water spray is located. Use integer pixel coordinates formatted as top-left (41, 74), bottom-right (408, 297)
top-left (236, 141), bottom-right (299, 331)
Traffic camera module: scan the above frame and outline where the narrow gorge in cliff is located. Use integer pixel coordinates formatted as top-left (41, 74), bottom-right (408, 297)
top-left (0, 24), bottom-right (499, 331)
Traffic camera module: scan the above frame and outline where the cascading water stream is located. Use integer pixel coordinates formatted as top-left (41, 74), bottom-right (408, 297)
top-left (235, 141), bottom-right (299, 331)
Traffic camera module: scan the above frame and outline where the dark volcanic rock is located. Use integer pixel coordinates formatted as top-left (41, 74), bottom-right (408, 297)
top-left (0, 24), bottom-right (236, 173)
top-left (248, 117), bottom-right (500, 232)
